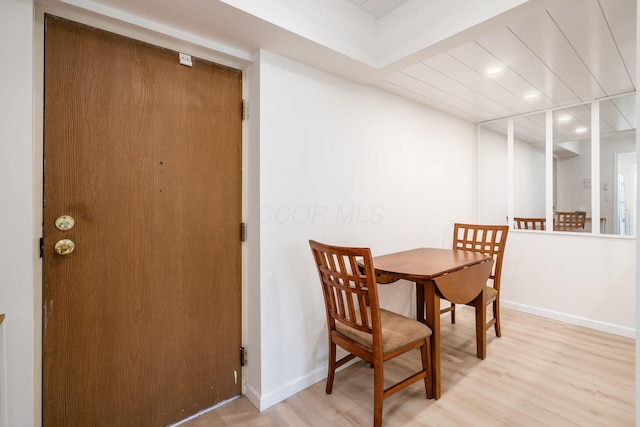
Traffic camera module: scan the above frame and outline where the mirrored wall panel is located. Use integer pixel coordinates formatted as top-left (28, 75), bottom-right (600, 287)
top-left (513, 113), bottom-right (546, 230)
top-left (599, 94), bottom-right (636, 235)
top-left (478, 93), bottom-right (636, 237)
top-left (478, 122), bottom-right (508, 225)
top-left (553, 105), bottom-right (591, 231)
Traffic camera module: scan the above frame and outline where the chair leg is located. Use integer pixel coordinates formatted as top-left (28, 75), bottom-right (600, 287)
top-left (421, 339), bottom-right (432, 399)
top-left (373, 360), bottom-right (384, 427)
top-left (326, 341), bottom-right (337, 394)
top-left (450, 303), bottom-right (456, 323)
top-left (493, 300), bottom-right (501, 337)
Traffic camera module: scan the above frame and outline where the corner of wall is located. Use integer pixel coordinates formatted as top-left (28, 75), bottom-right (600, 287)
top-left (243, 54), bottom-right (262, 412)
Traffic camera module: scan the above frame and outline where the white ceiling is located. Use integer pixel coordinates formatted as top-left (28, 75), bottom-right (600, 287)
top-left (346, 0), bottom-right (411, 19)
top-left (46, 0), bottom-right (636, 142)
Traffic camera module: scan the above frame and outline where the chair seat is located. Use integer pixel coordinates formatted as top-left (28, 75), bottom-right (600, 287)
top-left (336, 308), bottom-right (431, 354)
top-left (486, 286), bottom-right (497, 303)
top-left (464, 286), bottom-right (497, 305)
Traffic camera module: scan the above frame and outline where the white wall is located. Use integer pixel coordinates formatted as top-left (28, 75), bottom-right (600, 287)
top-left (502, 232), bottom-right (635, 335)
top-left (253, 50), bottom-right (478, 409)
top-left (0, 1), bottom-right (37, 426)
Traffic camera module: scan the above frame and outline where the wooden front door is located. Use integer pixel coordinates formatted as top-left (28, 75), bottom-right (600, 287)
top-left (43, 15), bottom-right (243, 426)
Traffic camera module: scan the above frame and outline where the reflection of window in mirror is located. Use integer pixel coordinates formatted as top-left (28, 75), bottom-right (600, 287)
top-left (553, 105), bottom-right (591, 231)
top-left (599, 94), bottom-right (636, 235)
top-left (513, 113), bottom-right (546, 229)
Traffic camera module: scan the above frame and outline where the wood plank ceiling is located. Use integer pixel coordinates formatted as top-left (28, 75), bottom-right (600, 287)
top-left (366, 0), bottom-right (636, 144)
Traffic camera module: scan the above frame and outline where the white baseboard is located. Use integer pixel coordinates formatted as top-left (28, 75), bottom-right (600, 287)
top-left (254, 356), bottom-right (359, 412)
top-left (257, 367), bottom-right (326, 411)
top-left (501, 300), bottom-right (635, 338)
top-left (244, 383), bottom-right (261, 411)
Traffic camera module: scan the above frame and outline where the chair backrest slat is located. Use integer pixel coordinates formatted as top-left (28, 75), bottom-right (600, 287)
top-left (453, 223), bottom-right (509, 291)
top-left (553, 212), bottom-right (586, 231)
top-left (310, 240), bottom-right (380, 337)
top-left (514, 217), bottom-right (546, 230)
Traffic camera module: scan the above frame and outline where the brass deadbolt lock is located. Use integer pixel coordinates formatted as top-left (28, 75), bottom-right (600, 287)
top-left (55, 215), bottom-right (75, 231)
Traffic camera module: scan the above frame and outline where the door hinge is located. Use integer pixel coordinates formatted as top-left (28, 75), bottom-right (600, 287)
top-left (39, 237), bottom-right (44, 258)
top-left (240, 222), bottom-right (246, 242)
top-left (240, 346), bottom-right (247, 366)
top-left (241, 99), bottom-right (247, 121)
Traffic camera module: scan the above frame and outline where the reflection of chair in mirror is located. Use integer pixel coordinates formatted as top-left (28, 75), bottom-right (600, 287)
top-left (514, 217), bottom-right (546, 230)
top-left (309, 240), bottom-right (432, 427)
top-left (553, 212), bottom-right (586, 231)
top-left (441, 224), bottom-right (509, 337)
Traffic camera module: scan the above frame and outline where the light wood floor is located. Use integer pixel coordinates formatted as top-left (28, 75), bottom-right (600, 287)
top-left (181, 308), bottom-right (635, 426)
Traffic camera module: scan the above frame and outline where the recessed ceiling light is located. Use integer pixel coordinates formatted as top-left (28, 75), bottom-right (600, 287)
top-left (486, 67), bottom-right (502, 75)
top-left (524, 93), bottom-right (539, 99)
top-left (575, 126), bottom-right (588, 134)
top-left (557, 115), bottom-right (572, 122)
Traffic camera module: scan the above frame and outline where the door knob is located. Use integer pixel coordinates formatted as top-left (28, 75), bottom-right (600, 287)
top-left (54, 239), bottom-right (75, 255)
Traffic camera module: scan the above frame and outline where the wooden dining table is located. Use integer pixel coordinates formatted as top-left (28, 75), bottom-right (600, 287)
top-left (372, 248), bottom-right (492, 399)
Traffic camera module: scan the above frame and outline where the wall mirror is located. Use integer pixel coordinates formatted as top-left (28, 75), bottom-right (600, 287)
top-left (513, 112), bottom-right (546, 227)
top-left (553, 104), bottom-right (592, 231)
top-left (599, 94), bottom-right (636, 235)
top-left (478, 93), bottom-right (636, 237)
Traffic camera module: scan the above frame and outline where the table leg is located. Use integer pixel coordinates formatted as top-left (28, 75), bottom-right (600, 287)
top-left (474, 287), bottom-right (487, 360)
top-left (424, 280), bottom-right (440, 399)
top-left (415, 282), bottom-right (425, 324)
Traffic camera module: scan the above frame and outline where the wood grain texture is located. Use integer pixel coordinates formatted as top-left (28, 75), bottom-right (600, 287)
top-left (43, 15), bottom-right (242, 426)
top-left (182, 308), bottom-right (635, 427)
top-left (373, 248), bottom-right (489, 283)
top-left (432, 260), bottom-right (492, 304)
top-left (309, 240), bottom-right (432, 427)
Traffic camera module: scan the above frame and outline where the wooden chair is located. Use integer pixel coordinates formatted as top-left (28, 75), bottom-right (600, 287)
top-left (553, 212), bottom-right (586, 231)
top-left (513, 217), bottom-right (546, 230)
top-left (441, 224), bottom-right (508, 337)
top-left (309, 240), bottom-right (432, 427)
